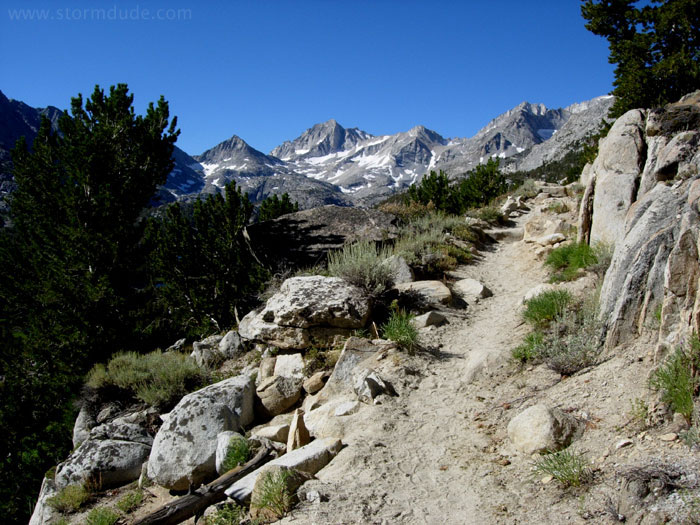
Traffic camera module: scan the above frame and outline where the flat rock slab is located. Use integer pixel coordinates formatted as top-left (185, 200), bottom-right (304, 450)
top-left (452, 279), bottom-right (492, 302)
top-left (411, 311), bottom-right (447, 329)
top-left (396, 280), bottom-right (451, 305)
top-left (225, 437), bottom-right (343, 502)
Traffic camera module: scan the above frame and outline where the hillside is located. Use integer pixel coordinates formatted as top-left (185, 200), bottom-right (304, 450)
top-left (29, 92), bottom-right (700, 524)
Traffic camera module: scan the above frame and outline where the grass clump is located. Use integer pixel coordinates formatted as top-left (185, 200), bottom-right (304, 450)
top-left (86, 506), bottom-right (120, 525)
top-left (252, 469), bottom-right (294, 521)
top-left (512, 331), bottom-right (544, 363)
top-left (221, 434), bottom-right (251, 472)
top-left (303, 346), bottom-right (340, 376)
top-left (203, 502), bottom-right (247, 525)
top-left (86, 350), bottom-right (208, 409)
top-left (470, 205), bottom-right (503, 224)
top-left (327, 240), bottom-right (394, 295)
top-left (523, 290), bottom-right (572, 328)
top-left (532, 448), bottom-right (592, 488)
top-left (546, 201), bottom-right (569, 214)
top-left (649, 337), bottom-right (700, 422)
top-left (46, 484), bottom-right (91, 513)
top-left (115, 488), bottom-right (144, 514)
top-left (381, 309), bottom-right (419, 352)
top-left (545, 242), bottom-right (598, 282)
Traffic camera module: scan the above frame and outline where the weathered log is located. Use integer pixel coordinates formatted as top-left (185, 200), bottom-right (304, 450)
top-left (133, 445), bottom-right (273, 525)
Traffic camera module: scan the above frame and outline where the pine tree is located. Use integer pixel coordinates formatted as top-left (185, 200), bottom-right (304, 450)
top-left (257, 193), bottom-right (299, 222)
top-left (582, 0), bottom-right (700, 116)
top-left (0, 84), bottom-right (178, 523)
top-left (145, 182), bottom-right (268, 337)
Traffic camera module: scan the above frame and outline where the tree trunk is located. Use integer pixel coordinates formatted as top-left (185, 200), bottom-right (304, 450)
top-left (133, 445), bottom-right (272, 525)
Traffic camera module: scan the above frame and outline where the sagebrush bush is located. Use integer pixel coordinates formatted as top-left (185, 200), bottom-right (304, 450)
top-left (86, 507), bottom-right (120, 525)
top-left (513, 178), bottom-right (539, 199)
top-left (46, 484), bottom-right (91, 513)
top-left (86, 350), bottom-right (208, 409)
top-left (303, 346), bottom-right (341, 376)
top-left (377, 199), bottom-right (434, 222)
top-left (538, 304), bottom-right (601, 375)
top-left (523, 290), bottom-right (572, 328)
top-left (470, 206), bottom-right (503, 224)
top-left (381, 309), bottom-right (419, 352)
top-left (649, 337), bottom-right (700, 422)
top-left (545, 242), bottom-right (598, 282)
top-left (327, 240), bottom-right (394, 295)
top-left (531, 448), bottom-right (591, 487)
top-left (222, 434), bottom-right (250, 472)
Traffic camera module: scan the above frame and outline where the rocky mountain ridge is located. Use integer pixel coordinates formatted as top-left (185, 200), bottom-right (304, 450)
top-left (0, 90), bottom-right (613, 212)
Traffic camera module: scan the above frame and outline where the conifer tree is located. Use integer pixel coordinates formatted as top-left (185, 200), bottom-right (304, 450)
top-left (582, 0), bottom-right (700, 116)
top-left (0, 84), bottom-right (178, 523)
top-left (258, 192), bottom-right (299, 222)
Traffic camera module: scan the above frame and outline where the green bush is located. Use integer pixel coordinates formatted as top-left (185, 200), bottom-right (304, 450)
top-left (86, 350), bottom-right (208, 409)
top-left (512, 331), bottom-right (544, 363)
top-left (649, 338), bottom-right (700, 422)
top-left (471, 206), bottom-right (504, 224)
top-left (381, 309), bottom-right (419, 353)
top-left (115, 489), bottom-right (144, 514)
top-left (303, 346), bottom-right (341, 376)
top-left (327, 240), bottom-right (394, 295)
top-left (523, 290), bottom-right (572, 328)
top-left (221, 434), bottom-right (251, 472)
top-left (46, 484), bottom-right (91, 513)
top-left (203, 502), bottom-right (246, 525)
top-left (537, 305), bottom-right (601, 375)
top-left (257, 193), bottom-right (299, 222)
top-left (545, 243), bottom-right (598, 282)
top-left (86, 507), bottom-right (120, 525)
top-left (513, 179), bottom-right (539, 199)
top-left (531, 448), bottom-right (591, 488)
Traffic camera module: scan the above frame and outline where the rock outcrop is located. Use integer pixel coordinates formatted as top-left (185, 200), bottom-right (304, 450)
top-left (580, 92), bottom-right (700, 349)
top-left (147, 375), bottom-right (255, 490)
top-left (239, 276), bottom-right (371, 349)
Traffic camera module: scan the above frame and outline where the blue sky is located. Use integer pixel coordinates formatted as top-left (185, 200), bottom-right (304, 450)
top-left (1, 0), bottom-right (614, 155)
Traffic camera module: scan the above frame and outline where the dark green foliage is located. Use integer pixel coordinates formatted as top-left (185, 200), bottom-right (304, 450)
top-left (523, 290), bottom-right (573, 328)
top-left (145, 182), bottom-right (269, 336)
top-left (0, 84), bottom-right (178, 523)
top-left (407, 160), bottom-right (508, 214)
top-left (258, 193), bottom-right (299, 222)
top-left (221, 434), bottom-right (250, 472)
top-left (582, 0), bottom-right (700, 117)
top-left (649, 336), bottom-right (700, 421)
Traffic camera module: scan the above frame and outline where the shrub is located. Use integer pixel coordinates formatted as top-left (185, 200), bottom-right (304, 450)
top-left (203, 502), bottom-right (246, 525)
top-left (628, 398), bottom-right (649, 430)
top-left (471, 206), bottom-right (503, 224)
top-left (523, 290), bottom-right (572, 328)
top-left (546, 201), bottom-right (569, 214)
top-left (253, 469), bottom-right (294, 521)
top-left (303, 346), bottom-right (341, 376)
top-left (86, 350), bottom-right (208, 409)
top-left (116, 489), bottom-right (144, 514)
top-left (512, 331), bottom-right (544, 363)
top-left (381, 309), bottom-right (419, 353)
top-left (545, 243), bottom-right (598, 282)
top-left (86, 507), bottom-right (120, 525)
top-left (537, 297), bottom-right (602, 375)
top-left (513, 178), bottom-right (539, 199)
top-left (531, 448), bottom-right (591, 488)
top-left (46, 484), bottom-right (91, 513)
top-left (221, 434), bottom-right (250, 472)
top-left (327, 240), bottom-right (394, 295)
top-left (649, 339), bottom-right (700, 422)
top-left (377, 199), bottom-right (434, 223)
top-left (590, 241), bottom-right (613, 277)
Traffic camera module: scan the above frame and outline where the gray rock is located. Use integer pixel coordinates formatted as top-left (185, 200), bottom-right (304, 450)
top-left (354, 370), bottom-right (397, 403)
top-left (410, 311), bottom-right (447, 329)
top-left (287, 409), bottom-right (311, 452)
top-left (239, 276), bottom-right (371, 350)
top-left (303, 370), bottom-right (331, 394)
top-left (215, 431), bottom-right (247, 475)
top-left (226, 438), bottom-right (343, 502)
top-left (191, 334), bottom-right (225, 368)
top-left (507, 404), bottom-right (581, 455)
top-left (147, 375), bottom-right (255, 490)
top-left (395, 280), bottom-right (452, 305)
top-left (382, 254), bottom-right (414, 284)
top-left (589, 109), bottom-right (647, 246)
top-left (259, 356), bottom-right (277, 382)
top-left (165, 338), bottom-right (186, 352)
top-left (536, 233), bottom-right (566, 246)
top-left (219, 330), bottom-right (245, 359)
top-left (274, 353), bottom-right (305, 379)
top-left (88, 420), bottom-right (153, 447)
top-left (251, 423), bottom-right (290, 444)
top-left (452, 278), bottom-right (493, 303)
top-left (28, 477), bottom-right (59, 525)
top-left (256, 375), bottom-right (303, 416)
top-left (55, 439), bottom-right (151, 489)
top-left (72, 406), bottom-right (96, 449)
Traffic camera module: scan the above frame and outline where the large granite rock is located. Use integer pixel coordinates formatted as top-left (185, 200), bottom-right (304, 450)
top-left (507, 404), bottom-right (581, 455)
top-left (395, 280), bottom-right (452, 305)
top-left (147, 375), bottom-right (255, 490)
top-left (239, 276), bottom-right (371, 350)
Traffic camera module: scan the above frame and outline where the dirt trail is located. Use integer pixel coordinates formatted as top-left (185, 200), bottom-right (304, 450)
top-left (281, 217), bottom-right (549, 524)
